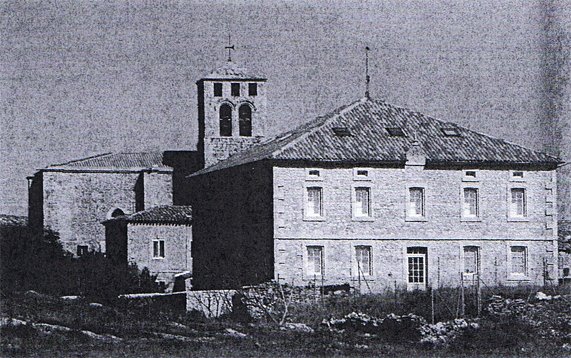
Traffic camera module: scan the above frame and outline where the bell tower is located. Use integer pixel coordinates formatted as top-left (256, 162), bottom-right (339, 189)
top-left (196, 54), bottom-right (267, 168)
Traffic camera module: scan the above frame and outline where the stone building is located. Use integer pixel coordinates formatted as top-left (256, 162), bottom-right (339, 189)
top-left (189, 97), bottom-right (562, 292)
top-left (27, 152), bottom-right (174, 254)
top-left (103, 205), bottom-right (192, 291)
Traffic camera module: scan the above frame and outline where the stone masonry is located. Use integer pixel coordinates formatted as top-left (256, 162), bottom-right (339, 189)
top-left (273, 165), bottom-right (559, 291)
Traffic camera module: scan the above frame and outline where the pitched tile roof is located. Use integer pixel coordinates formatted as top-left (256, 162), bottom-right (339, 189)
top-left (0, 214), bottom-right (27, 226)
top-left (191, 97), bottom-right (561, 176)
top-left (200, 61), bottom-right (265, 81)
top-left (108, 206), bottom-right (192, 225)
top-left (46, 152), bottom-right (171, 171)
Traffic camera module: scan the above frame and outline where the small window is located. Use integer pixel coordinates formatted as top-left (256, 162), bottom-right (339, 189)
top-left (306, 187), bottom-right (323, 218)
top-left (510, 188), bottom-right (527, 218)
top-left (463, 188), bottom-right (479, 218)
top-left (306, 169), bottom-right (321, 180)
top-left (386, 127), bottom-right (406, 137)
top-left (332, 127), bottom-right (352, 137)
top-left (354, 187), bottom-right (371, 218)
top-left (353, 168), bottom-right (370, 180)
top-left (307, 246), bottom-right (323, 276)
top-left (231, 83), bottom-right (240, 96)
top-left (153, 239), bottom-right (165, 259)
top-left (510, 246), bottom-right (527, 275)
top-left (213, 83), bottom-right (223, 97)
top-left (463, 246), bottom-right (479, 274)
top-left (441, 128), bottom-right (461, 137)
top-left (248, 83), bottom-right (257, 96)
top-left (464, 170), bottom-right (477, 180)
top-left (77, 245), bottom-right (88, 257)
top-left (355, 246), bottom-right (372, 276)
top-left (511, 171), bottom-right (525, 181)
top-left (408, 187), bottom-right (425, 218)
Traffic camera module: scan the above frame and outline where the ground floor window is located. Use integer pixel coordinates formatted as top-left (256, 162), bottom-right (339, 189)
top-left (306, 246), bottom-right (323, 276)
top-left (463, 246), bottom-right (479, 274)
top-left (510, 246), bottom-right (527, 275)
top-left (153, 239), bottom-right (165, 259)
top-left (355, 246), bottom-right (372, 276)
top-left (407, 247), bottom-right (427, 289)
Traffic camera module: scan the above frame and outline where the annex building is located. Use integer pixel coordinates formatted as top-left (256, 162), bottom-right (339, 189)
top-left (28, 60), bottom-right (565, 292)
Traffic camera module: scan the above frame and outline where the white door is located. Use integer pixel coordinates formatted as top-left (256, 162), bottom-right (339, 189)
top-left (407, 248), bottom-right (427, 291)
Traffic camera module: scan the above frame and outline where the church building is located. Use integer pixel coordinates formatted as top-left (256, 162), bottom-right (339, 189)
top-left (27, 57), bottom-right (564, 292)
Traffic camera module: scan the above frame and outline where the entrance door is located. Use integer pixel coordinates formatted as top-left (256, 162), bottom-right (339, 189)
top-left (407, 247), bottom-right (427, 291)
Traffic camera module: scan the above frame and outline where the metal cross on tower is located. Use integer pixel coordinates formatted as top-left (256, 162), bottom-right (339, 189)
top-left (225, 35), bottom-right (235, 62)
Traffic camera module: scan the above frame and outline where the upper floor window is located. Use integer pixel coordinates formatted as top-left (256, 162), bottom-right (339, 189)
top-left (463, 188), bottom-right (479, 218)
top-left (353, 168), bottom-right (371, 181)
top-left (306, 187), bottom-right (323, 218)
top-left (231, 83), bottom-right (240, 96)
top-left (463, 170), bottom-right (478, 181)
top-left (306, 246), bottom-right (323, 276)
top-left (219, 104), bottom-right (232, 137)
top-left (510, 171), bottom-right (525, 181)
top-left (355, 246), bottom-right (372, 276)
top-left (213, 83), bottom-right (223, 97)
top-left (239, 104), bottom-right (252, 137)
top-left (354, 187), bottom-right (371, 218)
top-left (510, 188), bottom-right (527, 218)
top-left (408, 187), bottom-right (425, 218)
top-left (248, 83), bottom-right (257, 96)
top-left (153, 239), bottom-right (165, 259)
top-left (306, 169), bottom-right (322, 180)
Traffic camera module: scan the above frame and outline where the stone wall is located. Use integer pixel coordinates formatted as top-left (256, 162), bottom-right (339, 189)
top-left (273, 165), bottom-right (559, 291)
top-left (127, 223), bottom-right (192, 290)
top-left (39, 169), bottom-right (173, 254)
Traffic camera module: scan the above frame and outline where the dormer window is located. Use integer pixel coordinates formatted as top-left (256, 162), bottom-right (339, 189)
top-left (332, 127), bottom-right (351, 137)
top-left (213, 83), bottom-right (223, 97)
top-left (231, 83), bottom-right (240, 96)
top-left (441, 128), bottom-right (461, 137)
top-left (386, 127), bottom-right (406, 137)
top-left (248, 83), bottom-right (257, 96)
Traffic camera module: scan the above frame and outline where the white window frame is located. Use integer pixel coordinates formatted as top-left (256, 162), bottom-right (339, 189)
top-left (462, 169), bottom-right (479, 182)
top-left (462, 246), bottom-right (480, 275)
top-left (509, 170), bottom-right (526, 182)
top-left (507, 185), bottom-right (528, 221)
top-left (461, 185), bottom-right (481, 221)
top-left (353, 168), bottom-right (372, 181)
top-left (352, 185), bottom-right (374, 221)
top-left (305, 245), bottom-right (324, 277)
top-left (354, 245), bottom-right (373, 277)
top-left (304, 185), bottom-right (324, 221)
top-left (406, 247), bottom-right (427, 290)
top-left (305, 168), bottom-right (323, 181)
top-left (406, 184), bottom-right (427, 222)
top-left (152, 239), bottom-right (165, 259)
top-left (508, 245), bottom-right (529, 280)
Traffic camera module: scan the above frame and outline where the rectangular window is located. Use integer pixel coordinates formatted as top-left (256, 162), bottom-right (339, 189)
top-left (408, 187), bottom-right (425, 218)
top-left (463, 188), bottom-right (479, 217)
top-left (510, 188), bottom-right (527, 218)
top-left (213, 83), bottom-right (223, 97)
top-left (353, 168), bottom-right (371, 180)
top-left (355, 246), bottom-right (372, 276)
top-left (407, 247), bottom-right (427, 287)
top-left (248, 83), bottom-right (257, 96)
top-left (306, 169), bottom-right (322, 180)
top-left (231, 83), bottom-right (240, 96)
top-left (306, 187), bottom-right (323, 217)
top-left (77, 245), bottom-right (88, 257)
top-left (463, 246), bottom-right (479, 274)
top-left (354, 187), bottom-right (371, 217)
top-left (511, 246), bottom-right (527, 275)
top-left (153, 239), bottom-right (165, 259)
top-left (307, 246), bottom-right (323, 276)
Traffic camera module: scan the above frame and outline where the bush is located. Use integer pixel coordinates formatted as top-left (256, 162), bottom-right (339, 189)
top-left (0, 222), bottom-right (163, 302)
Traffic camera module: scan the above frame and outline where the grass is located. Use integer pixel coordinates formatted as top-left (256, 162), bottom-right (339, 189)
top-left (1, 286), bottom-right (570, 357)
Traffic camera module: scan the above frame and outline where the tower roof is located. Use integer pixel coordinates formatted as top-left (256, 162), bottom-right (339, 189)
top-left (199, 61), bottom-right (266, 81)
top-left (190, 97), bottom-right (562, 177)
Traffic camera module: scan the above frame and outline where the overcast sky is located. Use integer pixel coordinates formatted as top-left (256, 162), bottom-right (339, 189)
top-left (1, 0), bottom-right (569, 216)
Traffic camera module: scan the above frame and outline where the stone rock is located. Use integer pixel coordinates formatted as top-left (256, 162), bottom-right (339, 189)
top-left (281, 322), bottom-right (314, 333)
top-left (224, 328), bottom-right (248, 338)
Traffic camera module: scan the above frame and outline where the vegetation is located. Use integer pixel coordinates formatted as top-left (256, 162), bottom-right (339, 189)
top-left (0, 222), bottom-right (163, 303)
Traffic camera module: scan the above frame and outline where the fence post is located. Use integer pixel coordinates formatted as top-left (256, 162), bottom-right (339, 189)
top-left (460, 272), bottom-right (465, 318)
top-left (476, 273), bottom-right (482, 317)
top-left (431, 286), bottom-right (435, 324)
